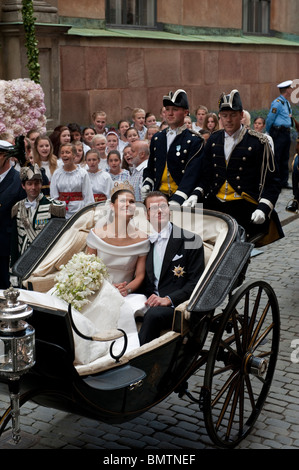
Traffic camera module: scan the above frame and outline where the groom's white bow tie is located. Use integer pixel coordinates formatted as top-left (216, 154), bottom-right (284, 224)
top-left (149, 232), bottom-right (168, 244)
top-left (25, 200), bottom-right (37, 210)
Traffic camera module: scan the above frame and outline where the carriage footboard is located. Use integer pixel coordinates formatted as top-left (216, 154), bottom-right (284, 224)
top-left (82, 365), bottom-right (146, 391)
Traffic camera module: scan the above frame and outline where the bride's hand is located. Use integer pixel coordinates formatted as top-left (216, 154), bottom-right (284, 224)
top-left (114, 282), bottom-right (128, 296)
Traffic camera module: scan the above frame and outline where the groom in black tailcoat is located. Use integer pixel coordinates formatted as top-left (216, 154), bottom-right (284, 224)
top-left (138, 191), bottom-right (205, 345)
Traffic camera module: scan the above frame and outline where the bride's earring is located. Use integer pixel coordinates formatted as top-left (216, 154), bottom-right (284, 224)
top-left (108, 206), bottom-right (115, 223)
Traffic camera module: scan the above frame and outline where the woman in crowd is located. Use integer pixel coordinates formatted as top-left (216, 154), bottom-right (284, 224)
top-left (125, 127), bottom-right (139, 145)
top-left (145, 125), bottom-right (159, 143)
top-left (33, 135), bottom-right (58, 193)
top-left (85, 149), bottom-right (113, 202)
top-left (192, 105), bottom-right (208, 132)
top-left (184, 115), bottom-right (193, 129)
top-left (73, 140), bottom-right (85, 167)
top-left (203, 112), bottom-right (219, 134)
top-left (253, 116), bottom-right (266, 133)
top-left (26, 129), bottom-right (41, 147)
top-left (106, 131), bottom-right (119, 154)
top-left (82, 127), bottom-right (96, 152)
top-left (117, 120), bottom-right (130, 155)
top-left (145, 112), bottom-right (157, 128)
top-left (68, 123), bottom-right (82, 142)
top-left (107, 150), bottom-right (130, 182)
top-left (121, 144), bottom-right (133, 172)
top-left (50, 142), bottom-right (94, 219)
top-left (49, 126), bottom-right (71, 157)
top-left (91, 134), bottom-right (108, 170)
top-left (253, 116), bottom-right (274, 150)
top-left (92, 111), bottom-right (108, 135)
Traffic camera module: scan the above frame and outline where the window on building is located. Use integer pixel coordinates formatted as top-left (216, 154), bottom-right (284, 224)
top-left (106, 0), bottom-right (156, 28)
top-left (243, 0), bottom-right (271, 34)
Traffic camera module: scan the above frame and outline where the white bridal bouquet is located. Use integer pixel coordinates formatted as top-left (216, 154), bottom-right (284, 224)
top-left (53, 252), bottom-right (109, 311)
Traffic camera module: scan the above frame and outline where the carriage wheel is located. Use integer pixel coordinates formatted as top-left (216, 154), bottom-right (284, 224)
top-left (203, 280), bottom-right (280, 448)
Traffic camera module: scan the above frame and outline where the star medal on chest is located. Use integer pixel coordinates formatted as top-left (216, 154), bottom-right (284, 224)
top-left (173, 265), bottom-right (185, 278)
top-left (176, 145), bottom-right (181, 156)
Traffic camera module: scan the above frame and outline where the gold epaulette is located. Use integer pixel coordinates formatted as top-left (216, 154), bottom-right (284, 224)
top-left (247, 128), bottom-right (270, 146)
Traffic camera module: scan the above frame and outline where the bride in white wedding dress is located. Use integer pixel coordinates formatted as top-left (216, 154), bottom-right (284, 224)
top-left (86, 181), bottom-right (150, 352)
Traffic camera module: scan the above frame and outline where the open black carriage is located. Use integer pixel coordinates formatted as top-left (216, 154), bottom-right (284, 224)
top-left (0, 202), bottom-right (280, 448)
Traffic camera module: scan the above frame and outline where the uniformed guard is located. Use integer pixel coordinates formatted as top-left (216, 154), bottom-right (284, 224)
top-left (11, 164), bottom-right (66, 264)
top-left (142, 89), bottom-right (204, 205)
top-left (266, 80), bottom-right (295, 188)
top-left (184, 89), bottom-right (283, 246)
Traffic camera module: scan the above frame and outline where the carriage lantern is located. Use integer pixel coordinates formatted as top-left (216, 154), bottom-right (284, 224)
top-left (0, 287), bottom-right (35, 444)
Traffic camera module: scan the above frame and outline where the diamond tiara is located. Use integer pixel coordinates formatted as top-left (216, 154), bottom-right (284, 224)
top-left (110, 180), bottom-right (135, 198)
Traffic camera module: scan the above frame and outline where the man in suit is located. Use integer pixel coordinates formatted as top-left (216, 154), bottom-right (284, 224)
top-left (0, 140), bottom-right (26, 288)
top-left (142, 89), bottom-right (204, 206)
top-left (184, 90), bottom-right (283, 246)
top-left (138, 191), bottom-right (205, 345)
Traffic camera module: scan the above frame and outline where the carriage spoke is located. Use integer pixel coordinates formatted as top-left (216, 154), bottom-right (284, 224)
top-left (223, 376), bottom-right (243, 440)
top-left (247, 287), bottom-right (263, 339)
top-left (249, 301), bottom-right (271, 349)
top-left (252, 323), bottom-right (274, 352)
top-left (242, 292), bottom-right (250, 349)
top-left (214, 372), bottom-right (240, 432)
top-left (244, 374), bottom-right (257, 410)
top-left (211, 369), bottom-right (239, 407)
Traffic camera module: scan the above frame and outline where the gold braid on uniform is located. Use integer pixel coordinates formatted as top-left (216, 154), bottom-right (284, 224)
top-left (247, 128), bottom-right (276, 199)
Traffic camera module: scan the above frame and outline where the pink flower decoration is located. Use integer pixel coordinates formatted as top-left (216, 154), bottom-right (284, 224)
top-left (0, 78), bottom-right (47, 137)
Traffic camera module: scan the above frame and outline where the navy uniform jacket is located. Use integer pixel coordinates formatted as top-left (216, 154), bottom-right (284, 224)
top-left (0, 167), bottom-right (26, 256)
top-left (192, 128), bottom-right (281, 218)
top-left (142, 224), bottom-right (205, 308)
top-left (143, 127), bottom-right (204, 205)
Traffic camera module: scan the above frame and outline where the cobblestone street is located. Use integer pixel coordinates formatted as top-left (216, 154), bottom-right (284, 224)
top-left (0, 187), bottom-right (298, 453)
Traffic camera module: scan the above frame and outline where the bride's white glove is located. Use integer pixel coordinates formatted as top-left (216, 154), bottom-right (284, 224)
top-left (141, 184), bottom-right (151, 200)
top-left (251, 209), bottom-right (266, 224)
top-left (182, 195), bottom-right (198, 207)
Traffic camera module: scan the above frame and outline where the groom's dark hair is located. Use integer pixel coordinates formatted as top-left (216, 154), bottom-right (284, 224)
top-left (144, 191), bottom-right (169, 208)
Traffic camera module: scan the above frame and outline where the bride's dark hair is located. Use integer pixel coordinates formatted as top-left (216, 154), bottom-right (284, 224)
top-left (111, 188), bottom-right (135, 204)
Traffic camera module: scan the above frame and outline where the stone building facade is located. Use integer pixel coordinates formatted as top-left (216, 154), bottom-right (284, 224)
top-left (0, 0), bottom-right (299, 129)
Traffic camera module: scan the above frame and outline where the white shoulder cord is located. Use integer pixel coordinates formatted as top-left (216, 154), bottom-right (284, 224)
top-left (247, 129), bottom-right (276, 199)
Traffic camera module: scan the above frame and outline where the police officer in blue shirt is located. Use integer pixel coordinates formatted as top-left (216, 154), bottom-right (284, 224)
top-left (266, 80), bottom-right (294, 189)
